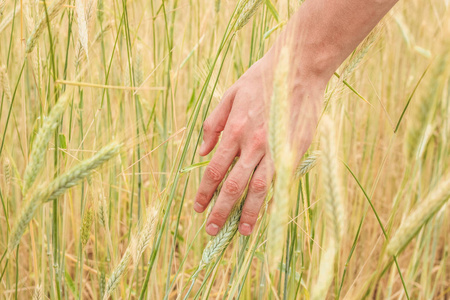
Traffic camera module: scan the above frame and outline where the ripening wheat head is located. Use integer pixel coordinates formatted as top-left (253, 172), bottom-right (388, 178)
top-left (320, 115), bottom-right (346, 245)
top-left (235, 0), bottom-right (263, 31)
top-left (0, 4), bottom-right (21, 34)
top-left (0, 0), bottom-right (6, 15)
top-left (22, 88), bottom-right (73, 194)
top-left (198, 189), bottom-right (248, 274)
top-left (26, 0), bottom-right (66, 53)
top-left (103, 244), bottom-right (133, 300)
top-left (387, 174), bottom-right (450, 256)
top-left (310, 116), bottom-right (345, 300)
top-left (104, 206), bottom-right (158, 299)
top-left (0, 65), bottom-right (12, 101)
top-left (9, 142), bottom-right (121, 254)
top-left (267, 46), bottom-right (294, 269)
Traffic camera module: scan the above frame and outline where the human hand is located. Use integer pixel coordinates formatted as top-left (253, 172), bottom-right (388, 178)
top-left (193, 50), bottom-right (326, 236)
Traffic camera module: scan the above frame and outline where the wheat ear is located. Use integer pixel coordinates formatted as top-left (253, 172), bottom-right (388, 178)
top-left (32, 284), bottom-right (43, 300)
top-left (103, 206), bottom-right (157, 299)
top-left (387, 175), bottom-right (450, 256)
top-left (97, 190), bottom-right (108, 228)
top-left (22, 87), bottom-right (73, 194)
top-left (75, 0), bottom-right (89, 64)
top-left (8, 142), bottom-right (121, 254)
top-left (196, 189), bottom-right (248, 276)
top-left (25, 0), bottom-right (65, 53)
top-left (81, 206), bottom-right (94, 248)
top-left (235, 0), bottom-right (263, 31)
top-left (133, 207), bottom-right (158, 264)
top-left (0, 4), bottom-right (21, 34)
top-left (310, 116), bottom-right (345, 299)
top-left (320, 116), bottom-right (346, 244)
top-left (0, 65), bottom-right (12, 101)
top-left (296, 151), bottom-right (320, 178)
top-left (311, 241), bottom-right (337, 300)
top-left (0, 0), bottom-right (6, 15)
top-left (103, 244), bottom-right (133, 300)
top-left (267, 46), bottom-right (294, 269)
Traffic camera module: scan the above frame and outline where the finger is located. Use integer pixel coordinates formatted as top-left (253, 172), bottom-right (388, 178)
top-left (199, 89), bottom-right (236, 156)
top-left (206, 153), bottom-right (263, 236)
top-left (194, 138), bottom-right (239, 213)
top-left (238, 156), bottom-right (274, 236)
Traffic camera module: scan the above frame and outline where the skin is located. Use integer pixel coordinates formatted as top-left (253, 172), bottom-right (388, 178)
top-left (195, 0), bottom-right (399, 236)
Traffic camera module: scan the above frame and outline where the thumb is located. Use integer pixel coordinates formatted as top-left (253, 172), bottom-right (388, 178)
top-left (199, 89), bottom-right (235, 156)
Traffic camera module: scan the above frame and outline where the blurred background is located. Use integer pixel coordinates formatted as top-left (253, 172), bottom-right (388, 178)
top-left (0, 0), bottom-right (449, 298)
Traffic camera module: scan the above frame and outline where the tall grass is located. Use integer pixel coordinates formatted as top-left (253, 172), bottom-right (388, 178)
top-left (0, 0), bottom-right (449, 299)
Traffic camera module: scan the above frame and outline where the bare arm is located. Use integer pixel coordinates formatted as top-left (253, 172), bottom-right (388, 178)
top-left (195, 0), bottom-right (399, 236)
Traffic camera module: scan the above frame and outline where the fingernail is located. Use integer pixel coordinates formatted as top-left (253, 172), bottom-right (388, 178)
top-left (194, 202), bottom-right (204, 212)
top-left (240, 223), bottom-right (252, 235)
top-left (206, 223), bottom-right (219, 235)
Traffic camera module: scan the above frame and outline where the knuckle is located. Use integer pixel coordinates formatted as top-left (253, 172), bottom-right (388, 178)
top-left (228, 120), bottom-right (245, 137)
top-left (205, 164), bottom-right (222, 182)
top-left (241, 209), bottom-right (259, 221)
top-left (196, 192), bottom-right (209, 205)
top-left (223, 179), bottom-right (241, 196)
top-left (250, 178), bottom-right (267, 194)
top-left (252, 130), bottom-right (266, 149)
top-left (203, 119), bottom-right (212, 133)
top-left (210, 210), bottom-right (229, 224)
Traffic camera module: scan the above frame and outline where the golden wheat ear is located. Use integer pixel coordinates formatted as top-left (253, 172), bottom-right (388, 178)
top-left (387, 175), bottom-right (450, 256)
top-left (26, 0), bottom-right (66, 54)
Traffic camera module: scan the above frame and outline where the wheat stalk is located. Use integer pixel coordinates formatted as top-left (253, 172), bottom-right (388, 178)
top-left (8, 142), bottom-right (121, 254)
top-left (387, 175), bottom-right (450, 256)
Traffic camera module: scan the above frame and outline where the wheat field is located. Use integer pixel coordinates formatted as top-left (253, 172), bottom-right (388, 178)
top-left (0, 0), bottom-right (449, 299)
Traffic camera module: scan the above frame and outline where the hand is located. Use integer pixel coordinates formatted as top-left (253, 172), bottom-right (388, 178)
top-left (194, 50), bottom-right (326, 236)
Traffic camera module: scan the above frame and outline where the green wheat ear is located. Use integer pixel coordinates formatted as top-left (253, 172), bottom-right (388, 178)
top-left (25, 0), bottom-right (66, 54)
top-left (22, 88), bottom-right (73, 195)
top-left (311, 115), bottom-right (345, 300)
top-left (8, 142), bottom-right (122, 255)
top-left (387, 175), bottom-right (450, 256)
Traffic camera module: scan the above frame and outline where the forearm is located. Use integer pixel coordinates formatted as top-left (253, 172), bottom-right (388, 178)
top-left (267, 0), bottom-right (399, 84)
